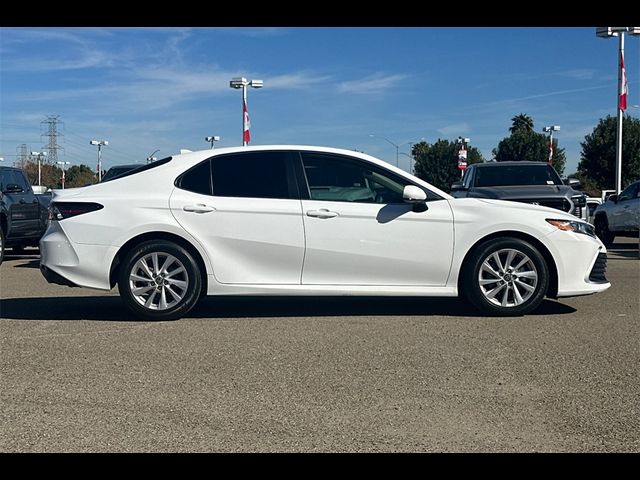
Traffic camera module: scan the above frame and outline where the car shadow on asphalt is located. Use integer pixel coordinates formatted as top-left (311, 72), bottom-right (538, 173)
top-left (0, 296), bottom-right (576, 322)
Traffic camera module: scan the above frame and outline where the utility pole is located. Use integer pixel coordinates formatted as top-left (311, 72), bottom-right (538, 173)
top-left (41, 115), bottom-right (64, 165)
top-left (16, 144), bottom-right (30, 169)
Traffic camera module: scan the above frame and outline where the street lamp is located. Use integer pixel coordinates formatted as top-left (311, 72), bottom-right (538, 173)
top-left (542, 126), bottom-right (560, 166)
top-left (229, 77), bottom-right (263, 146)
top-left (369, 134), bottom-right (399, 167)
top-left (146, 149), bottom-right (160, 164)
top-left (596, 26), bottom-right (640, 195)
top-left (30, 151), bottom-right (47, 186)
top-left (205, 136), bottom-right (221, 149)
top-left (90, 140), bottom-right (108, 182)
top-left (57, 161), bottom-right (70, 189)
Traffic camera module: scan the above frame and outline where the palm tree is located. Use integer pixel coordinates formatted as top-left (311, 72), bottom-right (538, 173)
top-left (509, 113), bottom-right (535, 134)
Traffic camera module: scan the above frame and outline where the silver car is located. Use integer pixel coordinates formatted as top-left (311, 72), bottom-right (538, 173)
top-left (593, 180), bottom-right (640, 246)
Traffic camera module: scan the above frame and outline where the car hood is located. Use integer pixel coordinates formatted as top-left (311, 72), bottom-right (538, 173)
top-left (470, 185), bottom-right (578, 199)
top-left (451, 197), bottom-right (578, 220)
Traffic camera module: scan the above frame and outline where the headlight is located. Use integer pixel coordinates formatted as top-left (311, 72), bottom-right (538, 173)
top-left (571, 194), bottom-right (587, 207)
top-left (546, 219), bottom-right (596, 237)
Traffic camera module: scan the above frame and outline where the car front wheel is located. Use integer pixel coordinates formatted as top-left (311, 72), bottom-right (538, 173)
top-left (463, 237), bottom-right (549, 316)
top-left (118, 240), bottom-right (201, 321)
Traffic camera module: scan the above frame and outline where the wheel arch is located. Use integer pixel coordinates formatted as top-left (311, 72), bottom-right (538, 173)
top-left (109, 231), bottom-right (208, 296)
top-left (458, 230), bottom-right (559, 299)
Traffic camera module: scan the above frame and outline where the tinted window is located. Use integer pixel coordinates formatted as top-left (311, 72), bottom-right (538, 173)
top-left (474, 164), bottom-right (563, 187)
top-left (177, 160), bottom-right (212, 195)
top-left (618, 182), bottom-right (638, 202)
top-left (462, 166), bottom-right (474, 188)
top-left (212, 151), bottom-right (293, 199)
top-left (301, 153), bottom-right (406, 204)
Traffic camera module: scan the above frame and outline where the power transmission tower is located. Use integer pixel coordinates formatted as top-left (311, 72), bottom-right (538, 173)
top-left (16, 143), bottom-right (30, 168)
top-left (41, 115), bottom-right (64, 164)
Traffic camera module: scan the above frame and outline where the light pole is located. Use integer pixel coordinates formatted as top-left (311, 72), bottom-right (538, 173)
top-left (369, 134), bottom-right (399, 167)
top-left (456, 137), bottom-right (470, 179)
top-left (596, 27), bottom-right (640, 195)
top-left (205, 136), bottom-right (221, 149)
top-left (542, 126), bottom-right (560, 166)
top-left (30, 151), bottom-right (47, 186)
top-left (146, 149), bottom-right (160, 164)
top-left (229, 77), bottom-right (263, 146)
top-left (90, 140), bottom-right (108, 182)
top-left (57, 161), bottom-right (70, 189)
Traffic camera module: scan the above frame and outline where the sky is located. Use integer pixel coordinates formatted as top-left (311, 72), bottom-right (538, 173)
top-left (1, 27), bottom-right (639, 175)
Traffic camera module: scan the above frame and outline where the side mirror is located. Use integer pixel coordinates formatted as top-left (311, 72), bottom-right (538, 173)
top-left (3, 183), bottom-right (24, 194)
top-left (450, 181), bottom-right (466, 191)
top-left (609, 194), bottom-right (618, 204)
top-left (566, 177), bottom-right (581, 188)
top-left (403, 185), bottom-right (427, 203)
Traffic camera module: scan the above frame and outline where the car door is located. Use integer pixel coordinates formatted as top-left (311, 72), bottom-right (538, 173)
top-left (169, 151), bottom-right (305, 284)
top-left (297, 151), bottom-right (454, 286)
top-left (610, 183), bottom-right (638, 231)
top-left (1, 169), bottom-right (41, 239)
top-left (617, 182), bottom-right (640, 231)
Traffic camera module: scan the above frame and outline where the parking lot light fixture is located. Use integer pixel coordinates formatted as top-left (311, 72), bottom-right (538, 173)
top-left (205, 136), bottom-right (221, 149)
top-left (229, 78), bottom-right (263, 146)
top-left (90, 140), bottom-right (108, 182)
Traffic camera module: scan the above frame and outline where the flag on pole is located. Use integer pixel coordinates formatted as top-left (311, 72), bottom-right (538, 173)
top-left (620, 50), bottom-right (628, 111)
top-left (243, 99), bottom-right (251, 144)
top-left (548, 139), bottom-right (553, 165)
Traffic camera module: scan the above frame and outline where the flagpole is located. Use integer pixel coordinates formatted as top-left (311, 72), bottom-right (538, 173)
top-left (615, 32), bottom-right (625, 195)
top-left (243, 83), bottom-right (248, 147)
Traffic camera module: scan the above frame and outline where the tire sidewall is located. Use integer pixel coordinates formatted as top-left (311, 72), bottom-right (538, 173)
top-left (118, 240), bottom-right (201, 321)
top-left (594, 216), bottom-right (614, 247)
top-left (464, 237), bottom-right (549, 317)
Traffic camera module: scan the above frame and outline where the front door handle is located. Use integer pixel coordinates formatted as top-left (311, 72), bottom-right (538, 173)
top-left (306, 209), bottom-right (339, 219)
top-left (183, 204), bottom-right (216, 213)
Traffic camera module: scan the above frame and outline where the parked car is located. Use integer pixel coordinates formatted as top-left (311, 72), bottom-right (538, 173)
top-left (101, 164), bottom-right (143, 182)
top-left (450, 161), bottom-right (588, 220)
top-left (593, 180), bottom-right (640, 247)
top-left (0, 166), bottom-right (52, 264)
top-left (40, 146), bottom-right (610, 320)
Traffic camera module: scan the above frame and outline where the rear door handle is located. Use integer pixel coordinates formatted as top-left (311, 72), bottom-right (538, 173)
top-left (306, 209), bottom-right (339, 219)
top-left (183, 204), bottom-right (216, 213)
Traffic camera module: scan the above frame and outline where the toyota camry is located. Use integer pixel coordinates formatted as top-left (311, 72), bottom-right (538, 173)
top-left (40, 146), bottom-right (610, 320)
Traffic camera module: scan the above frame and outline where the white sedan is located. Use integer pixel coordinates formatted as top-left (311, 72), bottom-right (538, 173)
top-left (40, 146), bottom-right (610, 320)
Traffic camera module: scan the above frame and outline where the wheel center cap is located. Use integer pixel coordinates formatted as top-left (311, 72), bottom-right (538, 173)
top-left (503, 273), bottom-right (513, 282)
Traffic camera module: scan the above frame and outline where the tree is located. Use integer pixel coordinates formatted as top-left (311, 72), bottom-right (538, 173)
top-left (413, 139), bottom-right (484, 192)
top-left (493, 114), bottom-right (567, 176)
top-left (509, 113), bottom-right (534, 134)
top-left (65, 164), bottom-right (98, 188)
top-left (577, 115), bottom-right (640, 191)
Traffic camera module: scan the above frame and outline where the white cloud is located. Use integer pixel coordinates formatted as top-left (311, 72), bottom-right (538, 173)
top-left (555, 69), bottom-right (597, 80)
top-left (337, 73), bottom-right (410, 94)
top-left (437, 122), bottom-right (470, 136)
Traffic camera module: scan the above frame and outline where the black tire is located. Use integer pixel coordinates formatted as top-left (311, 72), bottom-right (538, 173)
top-left (594, 216), bottom-right (614, 247)
top-left (118, 240), bottom-right (201, 321)
top-left (0, 227), bottom-right (4, 266)
top-left (462, 237), bottom-right (549, 317)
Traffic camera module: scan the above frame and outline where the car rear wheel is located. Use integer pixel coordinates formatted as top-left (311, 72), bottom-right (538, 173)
top-left (463, 237), bottom-right (549, 316)
top-left (594, 216), bottom-right (614, 247)
top-left (118, 240), bottom-right (201, 321)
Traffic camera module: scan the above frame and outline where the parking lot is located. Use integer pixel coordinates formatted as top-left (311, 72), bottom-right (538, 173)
top-left (1, 239), bottom-right (638, 452)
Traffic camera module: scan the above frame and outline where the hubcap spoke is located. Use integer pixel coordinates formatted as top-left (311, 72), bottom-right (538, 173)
top-left (492, 252), bottom-right (505, 273)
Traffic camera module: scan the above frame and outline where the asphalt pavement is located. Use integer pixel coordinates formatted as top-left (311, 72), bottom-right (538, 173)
top-left (1, 239), bottom-right (638, 452)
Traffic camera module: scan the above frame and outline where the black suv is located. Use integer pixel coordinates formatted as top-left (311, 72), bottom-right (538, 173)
top-left (450, 161), bottom-right (587, 220)
top-left (0, 166), bottom-right (52, 264)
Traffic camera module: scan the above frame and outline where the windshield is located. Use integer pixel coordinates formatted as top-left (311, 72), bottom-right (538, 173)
top-left (474, 164), bottom-right (563, 187)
